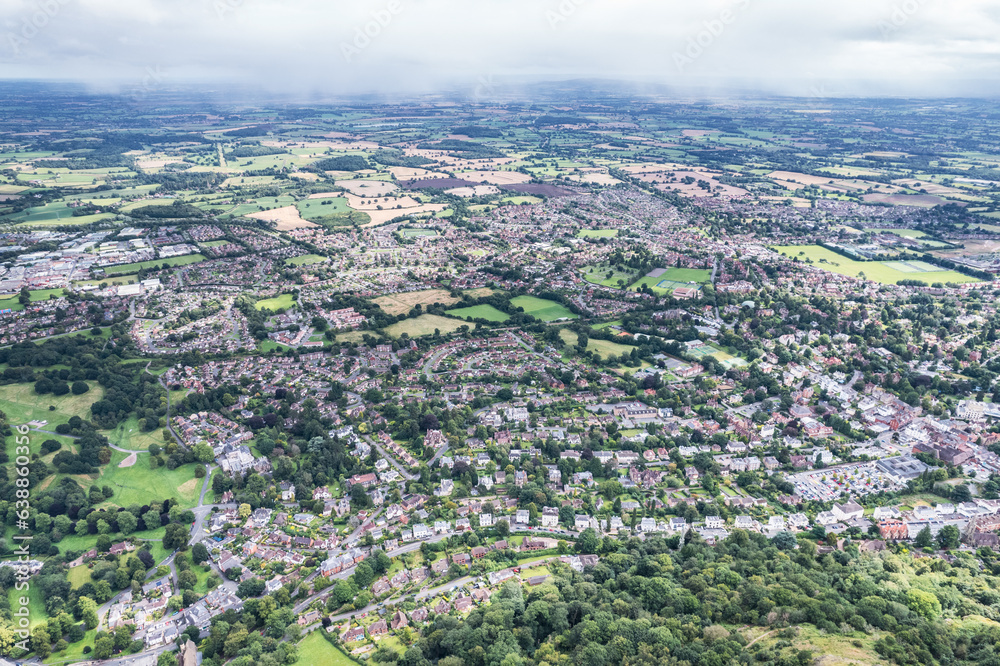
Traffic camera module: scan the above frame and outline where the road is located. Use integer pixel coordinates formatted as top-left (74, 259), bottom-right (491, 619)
top-left (157, 376), bottom-right (185, 449)
top-left (363, 434), bottom-right (419, 481)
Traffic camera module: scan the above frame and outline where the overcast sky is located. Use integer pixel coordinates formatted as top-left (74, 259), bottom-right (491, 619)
top-left (2, 0), bottom-right (999, 98)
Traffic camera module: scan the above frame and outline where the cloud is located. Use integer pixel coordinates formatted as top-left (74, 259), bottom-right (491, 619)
top-left (1, 0), bottom-right (998, 97)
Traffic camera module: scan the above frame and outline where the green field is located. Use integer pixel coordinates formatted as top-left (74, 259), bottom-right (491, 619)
top-left (873, 228), bottom-right (927, 238)
top-left (92, 450), bottom-right (202, 509)
top-left (297, 632), bottom-right (357, 665)
top-left (256, 293), bottom-right (296, 311)
top-left (577, 229), bottom-right (619, 238)
top-left (102, 253), bottom-right (206, 276)
top-left (581, 264), bottom-right (634, 288)
top-left (629, 267), bottom-right (711, 294)
top-left (0, 288), bottom-right (67, 311)
top-left (295, 196), bottom-right (352, 222)
top-left (383, 314), bottom-right (467, 338)
top-left (773, 245), bottom-right (980, 285)
top-left (100, 415), bottom-right (164, 451)
top-left (510, 295), bottom-right (577, 321)
top-left (285, 253), bottom-right (327, 266)
top-left (0, 382), bottom-right (104, 433)
top-left (559, 330), bottom-right (636, 359)
top-left (447, 304), bottom-right (511, 322)
top-left (400, 228), bottom-right (438, 238)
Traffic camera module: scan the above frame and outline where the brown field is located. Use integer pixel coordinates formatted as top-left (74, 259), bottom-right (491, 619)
top-left (637, 170), bottom-right (749, 198)
top-left (335, 179), bottom-right (398, 196)
top-left (445, 185), bottom-right (500, 197)
top-left (465, 287), bottom-right (497, 298)
top-left (362, 205), bottom-right (447, 226)
top-left (386, 166), bottom-right (451, 180)
top-left (460, 170), bottom-right (532, 185)
top-left (247, 206), bottom-right (319, 230)
top-left (345, 193), bottom-right (423, 210)
top-left (862, 193), bottom-right (961, 208)
top-left (567, 172), bottom-right (622, 185)
top-left (119, 453), bottom-right (137, 468)
top-left (289, 172), bottom-right (320, 181)
top-left (891, 178), bottom-right (986, 201)
top-left (374, 289), bottom-right (461, 315)
top-left (932, 239), bottom-right (1000, 259)
top-left (136, 158), bottom-right (184, 169)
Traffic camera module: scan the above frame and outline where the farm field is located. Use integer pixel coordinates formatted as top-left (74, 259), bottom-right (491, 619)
top-left (374, 289), bottom-right (460, 316)
top-left (383, 314), bottom-right (466, 338)
top-left (255, 293), bottom-right (296, 311)
top-left (510, 295), bottom-right (578, 321)
top-left (773, 245), bottom-right (980, 285)
top-left (447, 304), bottom-right (510, 322)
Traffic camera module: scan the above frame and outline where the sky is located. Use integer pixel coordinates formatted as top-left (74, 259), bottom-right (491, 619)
top-left (2, 0), bottom-right (999, 98)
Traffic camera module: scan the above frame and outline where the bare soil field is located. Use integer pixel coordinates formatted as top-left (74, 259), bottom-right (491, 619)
top-left (862, 193), bottom-right (961, 207)
top-left (500, 183), bottom-right (574, 197)
top-left (386, 166), bottom-right (450, 180)
top-left (374, 289), bottom-right (461, 315)
top-left (445, 185), bottom-right (499, 197)
top-left (247, 206), bottom-right (319, 229)
top-left (932, 239), bottom-right (1000, 259)
top-left (637, 170), bottom-right (749, 198)
top-left (460, 170), bottom-right (532, 185)
top-left (362, 204), bottom-right (447, 226)
top-left (399, 178), bottom-right (477, 190)
top-left (567, 172), bottom-right (622, 185)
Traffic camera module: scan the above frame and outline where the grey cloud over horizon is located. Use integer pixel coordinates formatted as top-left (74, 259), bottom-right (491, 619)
top-left (1, 0), bottom-right (999, 98)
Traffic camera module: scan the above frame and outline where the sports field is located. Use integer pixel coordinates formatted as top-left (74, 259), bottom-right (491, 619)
top-left (447, 304), bottom-right (510, 322)
top-left (773, 245), bottom-right (979, 285)
top-left (400, 228), bottom-right (438, 238)
top-left (577, 229), bottom-right (619, 238)
top-left (630, 267), bottom-right (712, 294)
top-left (687, 343), bottom-right (747, 369)
top-left (255, 293), bottom-right (296, 311)
top-left (285, 253), bottom-right (327, 266)
top-left (510, 295), bottom-right (578, 321)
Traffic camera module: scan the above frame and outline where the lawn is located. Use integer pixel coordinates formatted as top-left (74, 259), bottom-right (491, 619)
top-left (629, 267), bottom-right (711, 295)
top-left (559, 329), bottom-right (636, 360)
top-left (100, 415), bottom-right (164, 451)
top-left (576, 229), bottom-right (619, 238)
top-left (447, 304), bottom-right (510, 322)
top-left (510, 295), bottom-right (577, 322)
top-left (260, 340), bottom-right (292, 352)
top-left (255, 293), bottom-right (296, 311)
top-left (400, 228), bottom-right (438, 238)
top-left (581, 264), bottom-right (634, 288)
top-left (93, 450), bottom-right (202, 509)
top-left (297, 632), bottom-right (357, 665)
top-left (7, 584), bottom-right (46, 628)
top-left (659, 267), bottom-right (712, 283)
top-left (773, 245), bottom-right (980, 285)
top-left (285, 254), bottom-right (327, 266)
top-left (68, 564), bottom-right (91, 589)
top-left (0, 382), bottom-right (105, 433)
top-left (102, 253), bottom-right (206, 276)
top-left (383, 314), bottom-right (467, 338)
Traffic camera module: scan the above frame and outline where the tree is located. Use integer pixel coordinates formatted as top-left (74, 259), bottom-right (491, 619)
top-left (193, 443), bottom-right (215, 464)
top-left (71, 381), bottom-right (90, 395)
top-left (192, 542), bottom-right (210, 564)
top-left (772, 531), bottom-right (797, 551)
top-left (31, 626), bottom-right (51, 659)
top-left (914, 525), bottom-right (933, 548)
top-left (907, 588), bottom-right (942, 620)
top-left (93, 636), bottom-right (114, 660)
top-left (577, 528), bottom-right (600, 554)
top-left (157, 652), bottom-right (178, 666)
top-left (495, 519), bottom-right (510, 538)
top-left (117, 511), bottom-right (138, 535)
top-left (937, 524), bottom-right (961, 549)
top-left (79, 596), bottom-right (99, 629)
top-left (238, 503), bottom-right (252, 520)
top-left (142, 510), bottom-right (161, 531)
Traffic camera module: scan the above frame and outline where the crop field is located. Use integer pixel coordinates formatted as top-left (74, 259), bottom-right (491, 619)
top-left (510, 295), bottom-right (578, 321)
top-left (383, 313), bottom-right (466, 338)
top-left (374, 289), bottom-right (460, 316)
top-left (773, 245), bottom-right (980, 285)
top-left (447, 304), bottom-right (510, 322)
top-left (255, 293), bottom-right (296, 311)
top-left (577, 229), bottom-right (619, 238)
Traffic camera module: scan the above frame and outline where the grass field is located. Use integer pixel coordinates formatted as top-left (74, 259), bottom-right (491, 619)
top-left (260, 340), bottom-right (292, 352)
top-left (297, 632), bottom-right (358, 666)
top-left (873, 228), bottom-right (926, 238)
top-left (0, 287), bottom-right (67, 311)
top-left (0, 382), bottom-right (104, 433)
top-left (68, 564), bottom-right (91, 589)
top-left (577, 229), bottom-right (619, 238)
top-left (581, 264), bottom-right (634, 288)
top-left (255, 293), bottom-right (296, 311)
top-left (559, 330), bottom-right (636, 359)
top-left (7, 584), bottom-right (46, 628)
top-left (629, 267), bottom-right (712, 294)
top-left (374, 289), bottom-right (460, 316)
top-left (773, 245), bottom-right (980, 285)
top-left (100, 415), bottom-right (164, 451)
top-left (447, 304), bottom-right (510, 322)
top-left (400, 228), bottom-right (438, 238)
top-left (102, 253), bottom-right (206, 276)
top-left (383, 314), bottom-right (467, 338)
top-left (510, 295), bottom-right (577, 321)
top-left (93, 450), bottom-right (202, 509)
top-left (285, 253), bottom-right (327, 266)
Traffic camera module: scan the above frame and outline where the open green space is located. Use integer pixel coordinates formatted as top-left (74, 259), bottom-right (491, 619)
top-left (773, 245), bottom-right (980, 285)
top-left (285, 253), bottom-right (327, 267)
top-left (576, 229), bottom-right (619, 238)
top-left (256, 293), bottom-right (296, 311)
top-left (100, 415), bottom-right (163, 451)
top-left (102, 253), bottom-right (206, 276)
top-left (383, 314), bottom-right (467, 338)
top-left (400, 228), bottom-right (438, 238)
top-left (446, 304), bottom-right (511, 322)
top-left (581, 264), bottom-right (634, 288)
top-left (0, 382), bottom-right (104, 433)
top-left (510, 295), bottom-right (577, 321)
top-left (93, 450), bottom-right (202, 509)
top-left (0, 287), bottom-right (67, 311)
top-left (559, 329), bottom-right (637, 360)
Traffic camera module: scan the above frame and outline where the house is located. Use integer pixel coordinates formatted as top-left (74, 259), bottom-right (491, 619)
top-left (879, 519), bottom-right (908, 540)
top-left (391, 611), bottom-right (408, 630)
top-left (833, 500), bottom-right (864, 522)
top-left (574, 514), bottom-right (592, 532)
top-left (541, 506), bottom-right (559, 528)
top-left (705, 516), bottom-right (724, 529)
top-left (368, 619), bottom-right (388, 638)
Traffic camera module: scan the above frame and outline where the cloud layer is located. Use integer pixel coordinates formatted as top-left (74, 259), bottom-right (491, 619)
top-left (2, 0), bottom-right (998, 97)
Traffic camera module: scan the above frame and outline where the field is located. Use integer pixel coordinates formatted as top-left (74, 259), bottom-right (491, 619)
top-left (102, 253), bottom-right (206, 276)
top-left (297, 632), bottom-right (357, 666)
top-left (559, 329), bottom-right (636, 360)
top-left (687, 342), bottom-right (748, 369)
top-left (577, 229), bottom-right (619, 238)
top-left (383, 314), bottom-right (467, 338)
top-left (100, 415), bottom-right (164, 451)
top-left (581, 264), bottom-right (634, 288)
top-left (374, 289), bottom-right (460, 316)
top-left (92, 450), bottom-right (202, 509)
top-left (510, 295), bottom-right (577, 321)
top-left (630, 267), bottom-right (711, 294)
top-left (0, 287), bottom-right (66, 311)
top-left (285, 253), bottom-right (327, 266)
top-left (400, 228), bottom-right (438, 238)
top-left (0, 382), bottom-right (104, 432)
top-left (255, 293), bottom-right (296, 311)
top-left (773, 245), bottom-right (980, 285)
top-left (447, 304), bottom-right (510, 322)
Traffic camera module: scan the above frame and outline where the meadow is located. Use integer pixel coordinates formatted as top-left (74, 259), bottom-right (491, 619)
top-left (0, 287), bottom-right (67, 311)
top-left (510, 295), bottom-right (577, 321)
top-left (102, 253), bottom-right (206, 276)
top-left (773, 245), bottom-right (980, 285)
top-left (285, 253), bottom-right (327, 266)
top-left (447, 304), bottom-right (511, 322)
top-left (383, 314), bottom-right (467, 338)
top-left (576, 229), bottom-right (619, 238)
top-left (559, 329), bottom-right (636, 360)
top-left (581, 264), bottom-right (634, 288)
top-left (255, 293), bottom-right (296, 311)
top-left (374, 289), bottom-right (460, 316)
top-left (0, 382), bottom-right (104, 432)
